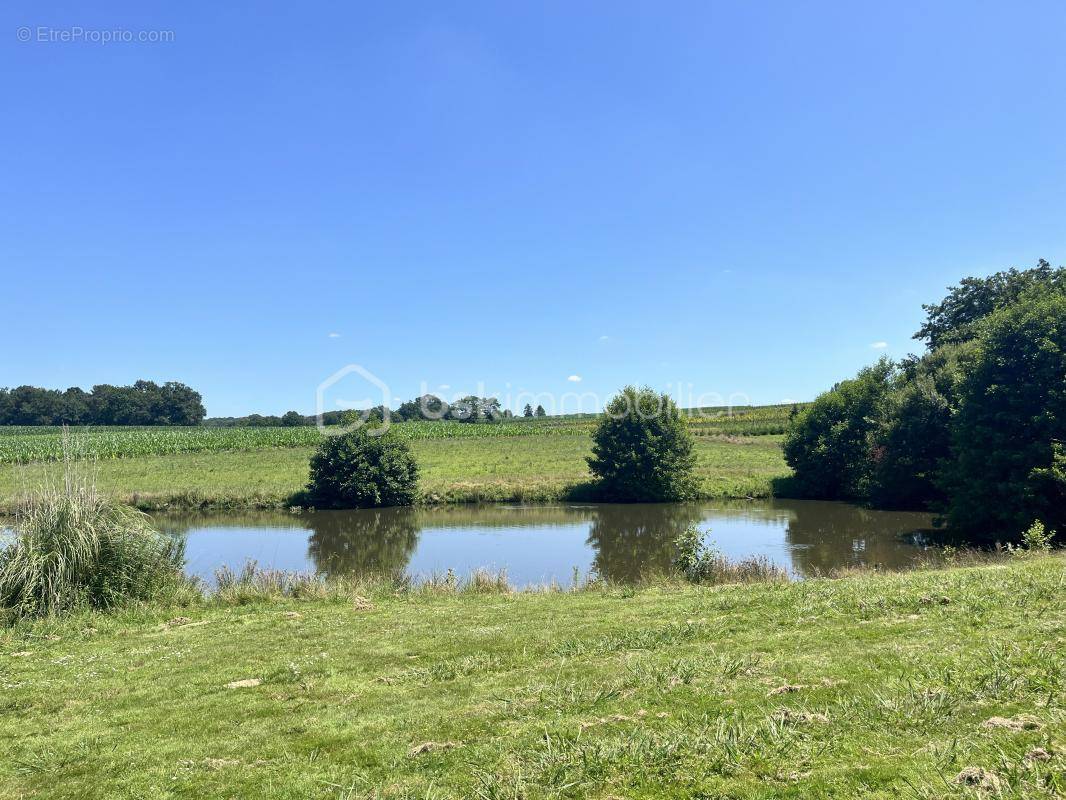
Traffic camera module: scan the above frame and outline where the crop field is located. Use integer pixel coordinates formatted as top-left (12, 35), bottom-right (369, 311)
top-left (0, 404), bottom-right (804, 465)
top-left (0, 420), bottom-right (586, 465)
top-left (0, 435), bottom-right (789, 511)
top-left (0, 406), bottom-right (798, 510)
top-left (687, 403), bottom-right (800, 436)
top-left (0, 425), bottom-right (322, 464)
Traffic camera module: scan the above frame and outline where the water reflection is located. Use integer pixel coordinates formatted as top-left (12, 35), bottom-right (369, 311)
top-left (586, 504), bottom-right (706, 582)
top-left (782, 499), bottom-right (937, 575)
top-left (308, 508), bottom-right (419, 578)
top-left (153, 500), bottom-right (936, 586)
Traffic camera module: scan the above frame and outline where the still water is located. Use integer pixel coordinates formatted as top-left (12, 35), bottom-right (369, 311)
top-left (151, 500), bottom-right (938, 586)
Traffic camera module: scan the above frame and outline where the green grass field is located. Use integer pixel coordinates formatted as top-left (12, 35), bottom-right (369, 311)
top-left (0, 432), bottom-right (790, 511)
top-left (0, 405), bottom-right (803, 465)
top-left (1, 557), bottom-right (1062, 798)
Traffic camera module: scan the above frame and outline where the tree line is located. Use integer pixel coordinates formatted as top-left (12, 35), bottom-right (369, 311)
top-left (784, 260), bottom-right (1065, 543)
top-left (207, 396), bottom-right (549, 427)
top-left (0, 381), bottom-right (205, 426)
top-left (3, 386), bottom-right (552, 428)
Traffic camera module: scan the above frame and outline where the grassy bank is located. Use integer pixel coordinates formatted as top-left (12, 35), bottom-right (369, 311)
top-left (0, 435), bottom-right (789, 511)
top-left (0, 557), bottom-right (1062, 798)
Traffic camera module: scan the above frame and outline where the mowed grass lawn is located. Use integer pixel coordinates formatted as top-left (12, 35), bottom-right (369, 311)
top-left (0, 435), bottom-right (789, 510)
top-left (0, 557), bottom-right (1062, 799)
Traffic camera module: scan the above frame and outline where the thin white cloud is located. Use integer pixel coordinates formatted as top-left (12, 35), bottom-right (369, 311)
top-left (328, 332), bottom-right (341, 339)
top-left (598, 335), bottom-right (610, 342)
top-left (870, 341), bottom-right (888, 349)
top-left (567, 375), bottom-right (582, 383)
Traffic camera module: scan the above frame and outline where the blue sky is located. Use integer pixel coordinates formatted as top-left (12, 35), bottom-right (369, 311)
top-left (3, 2), bottom-right (1065, 417)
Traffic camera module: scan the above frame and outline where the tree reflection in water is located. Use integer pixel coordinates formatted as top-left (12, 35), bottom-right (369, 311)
top-left (306, 505), bottom-right (601, 580)
top-left (152, 500), bottom-right (937, 585)
top-left (585, 503), bottom-right (706, 583)
top-left (306, 509), bottom-right (420, 578)
top-left (781, 499), bottom-right (936, 576)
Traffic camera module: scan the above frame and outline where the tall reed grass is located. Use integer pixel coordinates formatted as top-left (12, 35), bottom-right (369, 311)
top-left (0, 456), bottom-right (185, 619)
top-left (209, 561), bottom-right (521, 605)
top-left (673, 525), bottom-right (789, 584)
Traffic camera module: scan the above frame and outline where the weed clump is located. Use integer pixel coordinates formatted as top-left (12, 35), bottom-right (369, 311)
top-left (673, 525), bottom-right (787, 585)
top-left (1020, 519), bottom-right (1055, 553)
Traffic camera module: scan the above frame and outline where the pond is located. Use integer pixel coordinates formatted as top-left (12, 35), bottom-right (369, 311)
top-left (150, 500), bottom-right (939, 586)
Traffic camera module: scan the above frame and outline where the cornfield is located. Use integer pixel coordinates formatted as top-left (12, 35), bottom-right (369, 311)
top-left (677, 403), bottom-right (798, 436)
top-left (0, 421), bottom-right (585, 464)
top-left (0, 404), bottom-right (804, 465)
top-left (0, 426), bottom-right (323, 464)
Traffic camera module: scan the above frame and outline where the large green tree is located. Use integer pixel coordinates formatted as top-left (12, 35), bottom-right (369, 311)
top-left (783, 359), bottom-right (895, 500)
top-left (396, 394), bottom-right (448, 421)
top-left (867, 342), bottom-right (974, 509)
top-left (587, 386), bottom-right (698, 502)
top-left (914, 259), bottom-right (1065, 348)
top-left (943, 291), bottom-right (1066, 539)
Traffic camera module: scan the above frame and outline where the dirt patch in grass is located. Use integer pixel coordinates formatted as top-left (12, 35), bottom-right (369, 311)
top-left (578, 710), bottom-right (670, 731)
top-left (163, 617), bottom-right (209, 630)
top-left (179, 758), bottom-right (241, 770)
top-left (224, 678), bottom-right (262, 689)
top-left (1025, 747), bottom-right (1052, 762)
top-left (774, 708), bottom-right (829, 725)
top-left (955, 766), bottom-right (1001, 791)
top-left (409, 741), bottom-right (460, 756)
top-left (768, 684), bottom-right (806, 696)
top-left (982, 715), bottom-right (1042, 731)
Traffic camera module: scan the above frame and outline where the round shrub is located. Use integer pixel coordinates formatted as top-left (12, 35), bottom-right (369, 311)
top-left (307, 429), bottom-right (419, 508)
top-left (587, 386), bottom-right (698, 502)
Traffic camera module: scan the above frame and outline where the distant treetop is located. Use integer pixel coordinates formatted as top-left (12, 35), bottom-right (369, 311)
top-left (915, 259), bottom-right (1065, 348)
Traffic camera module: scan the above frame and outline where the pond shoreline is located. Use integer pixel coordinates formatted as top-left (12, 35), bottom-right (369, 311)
top-left (0, 479), bottom-right (785, 516)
